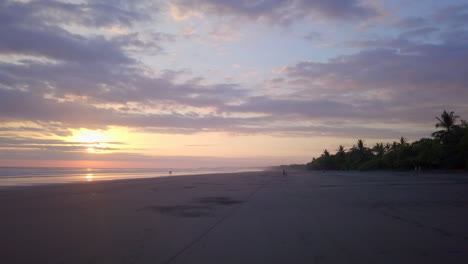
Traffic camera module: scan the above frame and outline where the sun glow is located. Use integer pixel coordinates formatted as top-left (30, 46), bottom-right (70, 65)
top-left (74, 130), bottom-right (106, 143)
top-left (65, 127), bottom-right (143, 159)
top-left (87, 147), bottom-right (97, 153)
top-left (71, 129), bottom-right (111, 154)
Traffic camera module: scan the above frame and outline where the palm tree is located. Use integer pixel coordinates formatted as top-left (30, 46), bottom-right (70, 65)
top-left (322, 149), bottom-right (330, 158)
top-left (335, 145), bottom-right (346, 167)
top-left (357, 139), bottom-right (365, 153)
top-left (337, 145), bottom-right (345, 155)
top-left (391, 141), bottom-right (398, 151)
top-left (373, 143), bottom-right (385, 157)
top-left (399, 137), bottom-right (408, 146)
top-left (384, 142), bottom-right (391, 152)
top-left (432, 110), bottom-right (460, 142)
top-left (321, 149), bottom-right (333, 170)
top-left (353, 139), bottom-right (369, 162)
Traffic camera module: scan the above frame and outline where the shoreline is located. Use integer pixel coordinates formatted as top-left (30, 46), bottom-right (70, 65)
top-left (0, 170), bottom-right (264, 191)
top-left (0, 167), bottom-right (265, 189)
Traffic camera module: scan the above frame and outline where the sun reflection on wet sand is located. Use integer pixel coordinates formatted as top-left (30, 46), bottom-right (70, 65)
top-left (86, 173), bottom-right (94, 181)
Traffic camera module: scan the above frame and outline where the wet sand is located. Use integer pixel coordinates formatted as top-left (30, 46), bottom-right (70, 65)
top-left (1, 170), bottom-right (468, 263)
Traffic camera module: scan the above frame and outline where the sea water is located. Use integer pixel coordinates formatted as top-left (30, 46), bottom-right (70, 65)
top-left (0, 167), bottom-right (263, 187)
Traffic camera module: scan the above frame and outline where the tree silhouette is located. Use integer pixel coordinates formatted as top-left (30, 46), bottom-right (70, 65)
top-left (432, 110), bottom-right (460, 143)
top-left (357, 139), bottom-right (365, 153)
top-left (399, 137), bottom-right (408, 146)
top-left (306, 110), bottom-right (467, 171)
top-left (372, 143), bottom-right (385, 157)
top-left (337, 145), bottom-right (345, 156)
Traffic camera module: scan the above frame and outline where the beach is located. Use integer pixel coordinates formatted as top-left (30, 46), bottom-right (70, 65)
top-left (1, 170), bottom-right (468, 263)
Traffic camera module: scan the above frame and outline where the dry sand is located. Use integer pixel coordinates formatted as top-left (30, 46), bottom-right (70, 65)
top-left (1, 170), bottom-right (468, 263)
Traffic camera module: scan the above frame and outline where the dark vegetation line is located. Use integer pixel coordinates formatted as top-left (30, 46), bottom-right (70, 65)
top-left (306, 110), bottom-right (468, 171)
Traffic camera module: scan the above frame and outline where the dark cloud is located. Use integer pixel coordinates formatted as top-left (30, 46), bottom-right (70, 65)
top-left (0, 24), bottom-right (133, 64)
top-left (434, 4), bottom-right (468, 27)
top-left (0, 0), bottom-right (148, 28)
top-left (0, 1), bottom-right (169, 64)
top-left (0, 1), bottom-right (156, 64)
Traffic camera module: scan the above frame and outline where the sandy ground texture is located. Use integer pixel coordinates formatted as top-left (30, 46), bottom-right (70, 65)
top-left (1, 170), bottom-right (468, 264)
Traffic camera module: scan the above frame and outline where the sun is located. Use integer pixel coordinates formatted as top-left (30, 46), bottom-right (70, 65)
top-left (87, 147), bottom-right (97, 153)
top-left (69, 127), bottom-right (130, 155)
top-left (71, 129), bottom-right (109, 154)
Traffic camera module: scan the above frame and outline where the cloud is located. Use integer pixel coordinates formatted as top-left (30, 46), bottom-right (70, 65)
top-left (0, 56), bottom-right (246, 108)
top-left (398, 27), bottom-right (439, 40)
top-left (1, 0), bottom-right (467, 149)
top-left (0, 88), bottom-right (260, 132)
top-left (170, 3), bottom-right (203, 21)
top-left (0, 135), bottom-right (125, 156)
top-left (1, 0), bottom-right (150, 28)
top-left (0, 125), bottom-right (72, 137)
top-left (304, 31), bottom-right (323, 41)
top-left (2, 26), bottom-right (467, 139)
top-left (209, 24), bottom-right (242, 41)
top-left (393, 17), bottom-right (427, 28)
top-left (0, 24), bottom-right (133, 64)
top-left (284, 39), bottom-right (468, 102)
top-left (0, 1), bottom-right (173, 65)
top-left (0, 84), bottom-right (431, 139)
top-left (169, 0), bottom-right (379, 24)
top-left (434, 4), bottom-right (468, 27)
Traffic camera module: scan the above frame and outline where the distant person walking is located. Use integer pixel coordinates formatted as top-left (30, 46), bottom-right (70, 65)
top-left (282, 169), bottom-right (287, 177)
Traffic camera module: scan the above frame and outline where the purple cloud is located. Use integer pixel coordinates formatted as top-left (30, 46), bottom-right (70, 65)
top-left (170, 0), bottom-right (379, 24)
top-left (434, 4), bottom-right (468, 27)
top-left (284, 39), bottom-right (468, 103)
top-left (0, 1), bottom-right (139, 64)
top-left (393, 17), bottom-right (428, 29)
top-left (1, 0), bottom-right (467, 154)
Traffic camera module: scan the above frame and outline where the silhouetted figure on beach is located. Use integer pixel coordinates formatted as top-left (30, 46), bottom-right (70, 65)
top-left (169, 170), bottom-right (172, 175)
top-left (282, 169), bottom-right (287, 177)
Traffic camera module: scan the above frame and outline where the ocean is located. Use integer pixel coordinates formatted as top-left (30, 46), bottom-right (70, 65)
top-left (0, 167), bottom-right (264, 187)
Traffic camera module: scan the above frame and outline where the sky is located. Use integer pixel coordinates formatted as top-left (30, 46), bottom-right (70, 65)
top-left (0, 0), bottom-right (467, 168)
